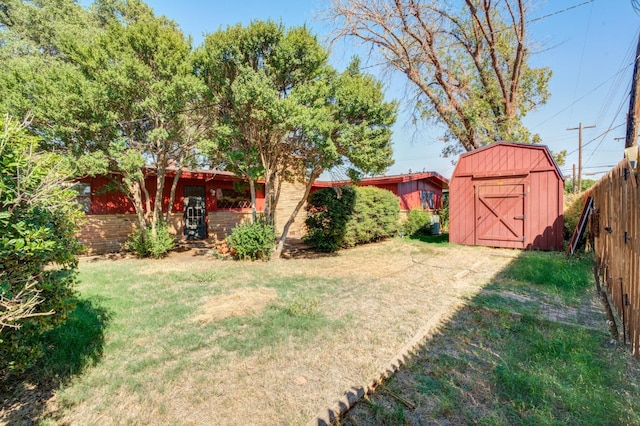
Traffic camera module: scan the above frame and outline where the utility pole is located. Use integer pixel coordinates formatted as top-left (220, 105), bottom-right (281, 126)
top-left (567, 123), bottom-right (596, 193)
top-left (625, 32), bottom-right (640, 149)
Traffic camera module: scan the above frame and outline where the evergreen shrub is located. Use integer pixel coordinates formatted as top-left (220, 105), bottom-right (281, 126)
top-left (304, 185), bottom-right (399, 251)
top-left (227, 220), bottom-right (276, 261)
top-left (125, 224), bottom-right (175, 259)
top-left (402, 209), bottom-right (433, 236)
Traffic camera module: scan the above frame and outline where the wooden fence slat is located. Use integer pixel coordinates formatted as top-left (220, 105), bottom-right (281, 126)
top-left (591, 159), bottom-right (640, 359)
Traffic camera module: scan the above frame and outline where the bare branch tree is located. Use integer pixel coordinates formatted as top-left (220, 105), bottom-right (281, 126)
top-left (326, 0), bottom-right (551, 155)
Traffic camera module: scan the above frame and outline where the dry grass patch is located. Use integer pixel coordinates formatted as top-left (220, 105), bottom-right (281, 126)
top-left (2, 238), bottom-right (517, 426)
top-left (191, 287), bottom-right (277, 322)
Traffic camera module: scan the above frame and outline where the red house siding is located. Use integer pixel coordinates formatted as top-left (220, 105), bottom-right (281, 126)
top-left (80, 170), bottom-right (266, 216)
top-left (313, 172), bottom-right (448, 212)
top-left (450, 142), bottom-right (563, 250)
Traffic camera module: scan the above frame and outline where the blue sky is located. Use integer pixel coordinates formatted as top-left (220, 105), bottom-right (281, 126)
top-left (117, 0), bottom-right (639, 181)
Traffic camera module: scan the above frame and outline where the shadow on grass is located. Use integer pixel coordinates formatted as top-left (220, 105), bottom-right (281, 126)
top-left (0, 298), bottom-right (110, 424)
top-left (339, 249), bottom-right (640, 426)
top-left (409, 232), bottom-right (450, 245)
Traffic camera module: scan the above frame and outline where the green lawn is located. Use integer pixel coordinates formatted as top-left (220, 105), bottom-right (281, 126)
top-left (3, 242), bottom-right (640, 425)
top-left (343, 251), bottom-right (640, 425)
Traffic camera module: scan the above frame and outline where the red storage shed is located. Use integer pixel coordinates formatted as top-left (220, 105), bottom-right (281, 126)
top-left (449, 142), bottom-right (564, 250)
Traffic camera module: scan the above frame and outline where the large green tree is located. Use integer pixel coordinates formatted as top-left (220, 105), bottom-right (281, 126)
top-left (0, 0), bottom-right (207, 247)
top-left (327, 0), bottom-right (552, 157)
top-left (196, 21), bottom-right (397, 255)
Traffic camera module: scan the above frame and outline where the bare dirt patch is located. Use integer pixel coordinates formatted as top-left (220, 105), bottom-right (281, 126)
top-left (191, 287), bottom-right (277, 322)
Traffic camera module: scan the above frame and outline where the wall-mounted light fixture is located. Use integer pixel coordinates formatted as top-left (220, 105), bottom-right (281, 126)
top-left (624, 145), bottom-right (638, 169)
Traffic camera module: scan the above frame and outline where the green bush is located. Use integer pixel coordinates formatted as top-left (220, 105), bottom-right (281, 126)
top-left (227, 220), bottom-right (276, 261)
top-left (402, 209), bottom-right (433, 236)
top-left (0, 117), bottom-right (82, 376)
top-left (304, 185), bottom-right (399, 251)
top-left (125, 223), bottom-right (175, 259)
top-left (304, 186), bottom-right (357, 252)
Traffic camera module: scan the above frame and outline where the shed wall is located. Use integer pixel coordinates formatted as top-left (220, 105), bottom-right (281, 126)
top-left (450, 143), bottom-right (563, 250)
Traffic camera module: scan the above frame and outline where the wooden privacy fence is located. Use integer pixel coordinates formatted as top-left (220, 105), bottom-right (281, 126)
top-left (590, 158), bottom-right (640, 359)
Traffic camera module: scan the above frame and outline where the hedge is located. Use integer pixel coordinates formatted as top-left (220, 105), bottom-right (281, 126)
top-left (304, 185), bottom-right (399, 251)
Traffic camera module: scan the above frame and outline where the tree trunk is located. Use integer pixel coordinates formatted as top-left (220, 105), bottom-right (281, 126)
top-left (273, 168), bottom-right (321, 259)
top-left (249, 178), bottom-right (257, 223)
top-left (152, 163), bottom-right (166, 238)
top-left (263, 167), bottom-right (276, 225)
top-left (126, 179), bottom-right (148, 237)
top-left (165, 166), bottom-right (182, 224)
top-left (139, 173), bottom-right (152, 226)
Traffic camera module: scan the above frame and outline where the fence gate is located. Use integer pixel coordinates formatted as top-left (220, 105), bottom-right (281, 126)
top-left (475, 183), bottom-right (526, 248)
top-left (183, 186), bottom-right (206, 240)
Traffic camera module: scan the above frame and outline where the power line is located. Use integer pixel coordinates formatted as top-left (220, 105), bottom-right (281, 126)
top-left (528, 0), bottom-right (595, 24)
top-left (593, 31), bottom-right (637, 125)
top-left (560, 164), bottom-right (616, 172)
top-left (567, 122), bottom-right (626, 155)
top-left (532, 66), bottom-right (633, 129)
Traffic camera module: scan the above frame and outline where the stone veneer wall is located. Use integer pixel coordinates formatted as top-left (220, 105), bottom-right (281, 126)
top-left (77, 214), bottom-right (137, 254)
top-left (78, 212), bottom-right (254, 254)
top-left (207, 211), bottom-right (253, 242)
top-left (274, 180), bottom-right (308, 239)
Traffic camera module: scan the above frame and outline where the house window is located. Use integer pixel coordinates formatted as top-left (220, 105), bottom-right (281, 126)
top-left (216, 183), bottom-right (253, 209)
top-left (420, 190), bottom-right (435, 210)
top-left (72, 182), bottom-right (91, 213)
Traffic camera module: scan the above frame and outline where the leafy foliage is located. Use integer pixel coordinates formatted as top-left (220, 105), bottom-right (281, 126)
top-left (564, 178), bottom-right (597, 194)
top-left (0, 0), bottom-right (208, 241)
top-left (125, 223), bottom-right (175, 259)
top-left (197, 22), bottom-right (396, 254)
top-left (563, 192), bottom-right (588, 241)
top-left (304, 186), bottom-right (399, 251)
top-left (402, 209), bottom-right (434, 237)
top-left (438, 196), bottom-right (449, 231)
top-left (0, 117), bottom-right (82, 376)
top-left (304, 186), bottom-right (357, 252)
top-left (227, 220), bottom-right (276, 261)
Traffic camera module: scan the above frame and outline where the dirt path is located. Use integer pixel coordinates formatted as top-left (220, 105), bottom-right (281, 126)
top-left (204, 241), bottom-right (519, 425)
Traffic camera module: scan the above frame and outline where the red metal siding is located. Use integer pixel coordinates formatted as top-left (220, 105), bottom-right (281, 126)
top-left (450, 142), bottom-right (563, 250)
top-left (397, 180), bottom-right (443, 210)
top-left (83, 176), bottom-right (135, 214)
top-left (83, 174), bottom-right (266, 215)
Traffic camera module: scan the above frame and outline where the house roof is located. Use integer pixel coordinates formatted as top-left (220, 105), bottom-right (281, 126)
top-left (454, 141), bottom-right (564, 181)
top-left (84, 165), bottom-right (451, 190)
top-left (314, 171), bottom-right (449, 189)
top-left (145, 166), bottom-right (245, 182)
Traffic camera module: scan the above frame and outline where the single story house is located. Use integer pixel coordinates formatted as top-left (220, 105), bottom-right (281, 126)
top-left (75, 167), bottom-right (268, 253)
top-left (75, 169), bottom-right (448, 254)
